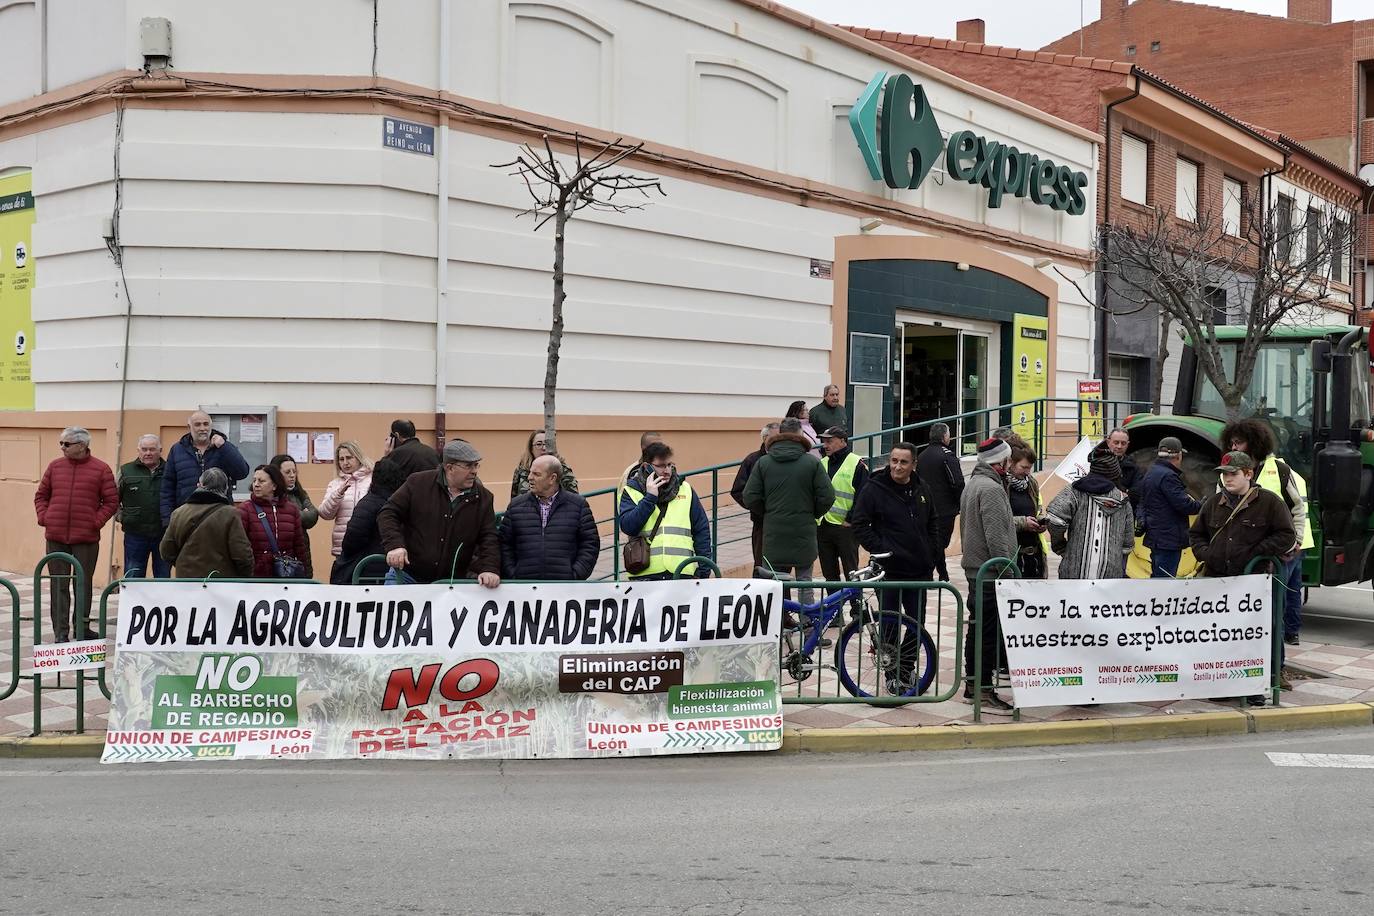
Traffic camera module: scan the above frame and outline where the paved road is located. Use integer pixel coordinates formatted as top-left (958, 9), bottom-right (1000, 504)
top-left (1301, 584), bottom-right (1374, 649)
top-left (5, 730), bottom-right (1374, 915)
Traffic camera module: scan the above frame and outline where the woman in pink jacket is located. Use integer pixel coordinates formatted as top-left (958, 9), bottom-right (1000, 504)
top-left (318, 440), bottom-right (372, 557)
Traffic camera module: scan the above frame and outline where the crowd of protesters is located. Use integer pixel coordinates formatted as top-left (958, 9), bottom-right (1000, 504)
top-left (31, 387), bottom-right (1312, 713)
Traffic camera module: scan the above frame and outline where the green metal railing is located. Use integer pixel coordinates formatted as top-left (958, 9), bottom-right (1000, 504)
top-left (774, 578), bottom-right (964, 705)
top-left (971, 557), bottom-right (1019, 724)
top-left (969, 554), bottom-right (1289, 721)
top-left (572, 397), bottom-right (1148, 582)
top-left (29, 552), bottom-right (88, 735)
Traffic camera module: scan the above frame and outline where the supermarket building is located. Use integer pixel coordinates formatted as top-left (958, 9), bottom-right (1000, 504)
top-left (0, 0), bottom-right (1098, 578)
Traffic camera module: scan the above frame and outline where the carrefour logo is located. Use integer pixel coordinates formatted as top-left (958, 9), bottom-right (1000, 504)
top-left (849, 71), bottom-right (1089, 216)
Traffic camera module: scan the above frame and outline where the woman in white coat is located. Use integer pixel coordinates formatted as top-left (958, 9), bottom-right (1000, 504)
top-left (318, 440), bottom-right (372, 557)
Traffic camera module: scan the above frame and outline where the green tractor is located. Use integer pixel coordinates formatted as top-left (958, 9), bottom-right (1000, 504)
top-left (1121, 325), bottom-right (1373, 587)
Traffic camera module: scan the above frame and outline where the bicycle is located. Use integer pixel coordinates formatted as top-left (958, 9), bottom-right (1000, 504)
top-left (757, 554), bottom-right (937, 703)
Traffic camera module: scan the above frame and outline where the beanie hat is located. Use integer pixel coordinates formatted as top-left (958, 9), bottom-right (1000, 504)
top-left (1090, 452), bottom-right (1122, 481)
top-left (976, 437), bottom-right (1011, 465)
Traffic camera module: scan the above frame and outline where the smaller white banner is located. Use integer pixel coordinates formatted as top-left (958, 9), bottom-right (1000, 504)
top-left (1051, 436), bottom-right (1096, 482)
top-left (28, 638), bottom-right (108, 674)
top-left (995, 575), bottom-right (1271, 707)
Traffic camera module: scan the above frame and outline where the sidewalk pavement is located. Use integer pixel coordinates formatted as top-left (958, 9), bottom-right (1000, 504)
top-left (5, 560), bottom-right (1374, 741)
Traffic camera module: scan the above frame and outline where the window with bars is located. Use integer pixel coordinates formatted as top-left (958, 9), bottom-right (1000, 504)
top-left (1276, 194), bottom-right (1294, 262)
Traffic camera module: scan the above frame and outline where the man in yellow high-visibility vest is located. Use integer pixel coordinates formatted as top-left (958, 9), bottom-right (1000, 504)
top-left (618, 441), bottom-right (712, 580)
top-left (816, 426), bottom-right (869, 592)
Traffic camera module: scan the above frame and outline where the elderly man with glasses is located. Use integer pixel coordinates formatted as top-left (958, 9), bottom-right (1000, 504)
top-left (377, 439), bottom-right (501, 587)
top-left (34, 427), bottom-right (118, 642)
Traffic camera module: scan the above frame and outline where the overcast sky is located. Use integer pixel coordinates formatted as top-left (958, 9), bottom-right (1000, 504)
top-left (782, 0), bottom-right (1367, 49)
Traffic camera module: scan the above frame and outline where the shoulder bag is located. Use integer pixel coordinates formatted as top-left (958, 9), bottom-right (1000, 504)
top-left (623, 497), bottom-right (669, 575)
top-left (254, 504), bottom-right (308, 579)
top-left (1195, 489), bottom-right (1255, 578)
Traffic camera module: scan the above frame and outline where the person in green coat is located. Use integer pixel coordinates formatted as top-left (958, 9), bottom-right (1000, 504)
top-left (742, 418), bottom-right (836, 601)
top-left (118, 434), bottom-right (169, 578)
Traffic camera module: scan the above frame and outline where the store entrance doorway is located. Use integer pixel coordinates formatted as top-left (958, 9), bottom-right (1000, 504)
top-left (895, 316), bottom-right (999, 453)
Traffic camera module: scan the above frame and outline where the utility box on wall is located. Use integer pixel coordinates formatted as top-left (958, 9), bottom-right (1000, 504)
top-left (201, 406), bottom-right (277, 500)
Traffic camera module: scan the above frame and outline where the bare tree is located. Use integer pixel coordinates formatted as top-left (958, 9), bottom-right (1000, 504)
top-left (495, 135), bottom-right (665, 456)
top-left (1069, 192), bottom-right (1349, 419)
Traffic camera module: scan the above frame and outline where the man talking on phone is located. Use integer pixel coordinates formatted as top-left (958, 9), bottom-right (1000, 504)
top-left (382, 419), bottom-right (440, 483)
top-left (618, 441), bottom-right (712, 580)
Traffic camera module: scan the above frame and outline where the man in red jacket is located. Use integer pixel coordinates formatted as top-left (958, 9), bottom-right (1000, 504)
top-left (34, 427), bottom-right (118, 642)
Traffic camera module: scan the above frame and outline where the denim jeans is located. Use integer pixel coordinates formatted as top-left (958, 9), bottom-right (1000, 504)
top-left (1150, 548), bottom-right (1182, 579)
top-left (124, 531), bottom-right (171, 579)
top-left (1282, 555), bottom-right (1303, 639)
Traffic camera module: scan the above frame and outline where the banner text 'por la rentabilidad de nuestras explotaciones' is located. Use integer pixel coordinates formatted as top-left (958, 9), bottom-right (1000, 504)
top-left (116, 580), bottom-right (780, 655)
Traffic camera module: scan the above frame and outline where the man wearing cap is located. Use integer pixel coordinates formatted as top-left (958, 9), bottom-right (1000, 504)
top-left (815, 426), bottom-right (869, 590)
top-left (1190, 452), bottom-right (1294, 580)
top-left (958, 437), bottom-right (1019, 712)
top-left (1138, 437), bottom-right (1202, 579)
top-left (377, 439), bottom-right (500, 587)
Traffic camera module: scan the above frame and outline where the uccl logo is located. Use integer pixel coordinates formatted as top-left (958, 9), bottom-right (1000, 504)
top-left (849, 71), bottom-right (1089, 216)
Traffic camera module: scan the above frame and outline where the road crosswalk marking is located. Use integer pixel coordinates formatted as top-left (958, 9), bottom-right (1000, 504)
top-left (1267, 753), bottom-right (1374, 769)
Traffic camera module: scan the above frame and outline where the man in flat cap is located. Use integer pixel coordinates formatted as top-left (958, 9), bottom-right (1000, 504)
top-left (378, 439), bottom-right (500, 587)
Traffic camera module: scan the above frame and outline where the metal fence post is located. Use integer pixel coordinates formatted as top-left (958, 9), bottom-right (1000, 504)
top-left (971, 558), bottom-right (1018, 724)
top-left (0, 578), bottom-right (21, 706)
top-left (30, 551), bottom-right (84, 737)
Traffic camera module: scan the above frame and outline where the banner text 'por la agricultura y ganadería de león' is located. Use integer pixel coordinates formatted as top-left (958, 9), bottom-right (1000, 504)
top-left (103, 580), bottom-right (783, 763)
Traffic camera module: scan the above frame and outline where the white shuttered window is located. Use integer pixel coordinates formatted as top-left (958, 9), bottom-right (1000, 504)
top-left (1121, 134), bottom-right (1147, 205)
top-left (1175, 157), bottom-right (1198, 222)
top-left (1222, 177), bottom-right (1242, 236)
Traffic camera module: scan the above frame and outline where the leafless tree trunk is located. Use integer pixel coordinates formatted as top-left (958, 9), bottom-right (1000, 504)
top-left (1152, 312), bottom-right (1172, 414)
top-left (495, 135), bottom-right (664, 455)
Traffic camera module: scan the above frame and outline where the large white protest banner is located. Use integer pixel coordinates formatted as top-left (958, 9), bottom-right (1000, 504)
top-left (995, 575), bottom-right (1272, 706)
top-left (103, 580), bottom-right (782, 763)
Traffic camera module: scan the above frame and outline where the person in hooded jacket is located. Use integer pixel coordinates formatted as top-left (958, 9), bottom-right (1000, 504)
top-left (1045, 452), bottom-right (1135, 579)
top-left (741, 418), bottom-right (835, 590)
top-left (160, 468), bottom-right (254, 579)
top-left (317, 440), bottom-right (373, 559)
top-left (331, 457), bottom-right (406, 585)
top-left (618, 441), bottom-right (712, 580)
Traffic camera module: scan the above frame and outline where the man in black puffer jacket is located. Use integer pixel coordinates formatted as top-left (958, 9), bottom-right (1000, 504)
top-left (500, 455), bottom-right (600, 580)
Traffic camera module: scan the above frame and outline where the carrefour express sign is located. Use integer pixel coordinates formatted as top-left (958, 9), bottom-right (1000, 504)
top-left (850, 71), bottom-right (1089, 215)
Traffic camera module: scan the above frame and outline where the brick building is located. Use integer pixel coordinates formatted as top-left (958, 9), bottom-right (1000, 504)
top-left (848, 24), bottom-right (1361, 408)
top-left (1042, 0), bottom-right (1374, 309)
top-left (1043, 0), bottom-right (1374, 171)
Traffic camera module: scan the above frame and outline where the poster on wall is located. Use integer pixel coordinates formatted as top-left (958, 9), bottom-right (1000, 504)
top-left (1010, 315), bottom-right (1048, 442)
top-left (1077, 379), bottom-right (1103, 439)
top-left (102, 580), bottom-right (784, 763)
top-left (0, 172), bottom-right (35, 410)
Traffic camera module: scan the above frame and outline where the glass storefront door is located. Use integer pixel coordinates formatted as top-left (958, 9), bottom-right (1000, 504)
top-left (895, 315), bottom-right (998, 453)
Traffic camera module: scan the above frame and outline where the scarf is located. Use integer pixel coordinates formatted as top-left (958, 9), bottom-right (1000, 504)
top-left (1008, 474), bottom-right (1031, 493)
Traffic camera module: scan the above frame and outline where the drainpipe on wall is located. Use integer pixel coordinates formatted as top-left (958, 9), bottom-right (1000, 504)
top-left (434, 0), bottom-right (450, 450)
top-left (1096, 71), bottom-right (1142, 383)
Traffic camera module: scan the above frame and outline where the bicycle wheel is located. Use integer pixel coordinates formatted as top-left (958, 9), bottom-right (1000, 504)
top-left (835, 611), bottom-right (936, 704)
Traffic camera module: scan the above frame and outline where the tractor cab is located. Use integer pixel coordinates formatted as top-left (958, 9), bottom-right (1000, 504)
top-left (1122, 325), bottom-right (1374, 586)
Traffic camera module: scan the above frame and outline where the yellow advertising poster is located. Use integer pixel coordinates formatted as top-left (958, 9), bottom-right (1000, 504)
top-left (1010, 314), bottom-right (1048, 443)
top-left (0, 172), bottom-right (35, 410)
top-left (1078, 379), bottom-right (1103, 439)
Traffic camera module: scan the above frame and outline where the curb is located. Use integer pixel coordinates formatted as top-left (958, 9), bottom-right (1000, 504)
top-left (0, 735), bottom-right (105, 758)
top-left (5, 703), bottom-right (1373, 759)
top-left (781, 701), bottom-right (1374, 753)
